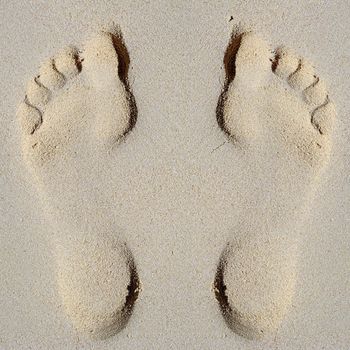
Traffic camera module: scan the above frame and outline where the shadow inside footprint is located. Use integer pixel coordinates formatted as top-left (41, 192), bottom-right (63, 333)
top-left (97, 248), bottom-right (141, 340)
top-left (213, 245), bottom-right (235, 333)
top-left (216, 32), bottom-right (244, 139)
top-left (109, 31), bottom-right (138, 136)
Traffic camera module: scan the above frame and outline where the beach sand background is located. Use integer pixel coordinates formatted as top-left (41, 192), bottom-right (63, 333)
top-left (1, 0), bottom-right (350, 349)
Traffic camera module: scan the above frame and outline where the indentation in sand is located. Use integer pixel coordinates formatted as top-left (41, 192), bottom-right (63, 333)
top-left (17, 29), bottom-right (139, 339)
top-left (214, 31), bottom-right (336, 340)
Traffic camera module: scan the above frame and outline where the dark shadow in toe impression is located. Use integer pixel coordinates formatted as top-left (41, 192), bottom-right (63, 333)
top-left (109, 31), bottom-right (138, 137)
top-left (216, 33), bottom-right (244, 141)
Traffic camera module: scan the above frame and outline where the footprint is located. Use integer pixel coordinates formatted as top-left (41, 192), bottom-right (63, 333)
top-left (17, 31), bottom-right (139, 339)
top-left (214, 32), bottom-right (336, 339)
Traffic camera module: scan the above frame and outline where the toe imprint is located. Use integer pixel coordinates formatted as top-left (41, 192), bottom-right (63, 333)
top-left (311, 100), bottom-right (336, 135)
top-left (303, 78), bottom-right (328, 109)
top-left (39, 59), bottom-right (66, 90)
top-left (272, 48), bottom-right (336, 137)
top-left (287, 59), bottom-right (316, 90)
top-left (18, 31), bottom-right (135, 165)
top-left (232, 32), bottom-right (272, 89)
top-left (18, 46), bottom-right (84, 146)
top-left (54, 47), bottom-right (81, 80)
top-left (26, 77), bottom-right (51, 110)
top-left (17, 101), bottom-right (42, 134)
top-left (219, 31), bottom-right (336, 154)
top-left (273, 47), bottom-right (300, 79)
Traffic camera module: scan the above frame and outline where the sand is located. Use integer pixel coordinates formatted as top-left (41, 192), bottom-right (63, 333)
top-left (1, 1), bottom-right (350, 349)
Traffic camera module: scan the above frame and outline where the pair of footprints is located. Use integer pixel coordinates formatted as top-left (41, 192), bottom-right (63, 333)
top-left (17, 30), bottom-right (335, 340)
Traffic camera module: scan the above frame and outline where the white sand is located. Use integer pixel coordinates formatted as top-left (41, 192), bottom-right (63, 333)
top-left (1, 1), bottom-right (350, 349)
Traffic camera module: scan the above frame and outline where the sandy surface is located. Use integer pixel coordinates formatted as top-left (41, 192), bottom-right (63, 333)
top-left (1, 0), bottom-right (350, 349)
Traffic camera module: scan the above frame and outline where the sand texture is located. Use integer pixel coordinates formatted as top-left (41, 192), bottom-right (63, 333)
top-left (1, 1), bottom-right (350, 349)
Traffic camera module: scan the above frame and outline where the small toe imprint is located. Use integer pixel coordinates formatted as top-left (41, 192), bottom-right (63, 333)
top-left (273, 47), bottom-right (300, 79)
top-left (303, 78), bottom-right (328, 108)
top-left (55, 47), bottom-right (81, 80)
top-left (39, 59), bottom-right (66, 90)
top-left (26, 78), bottom-right (51, 110)
top-left (311, 101), bottom-right (336, 135)
top-left (288, 59), bottom-right (316, 90)
top-left (17, 101), bottom-right (42, 134)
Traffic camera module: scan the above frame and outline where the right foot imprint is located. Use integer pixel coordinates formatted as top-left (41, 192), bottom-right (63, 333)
top-left (214, 32), bottom-right (336, 340)
top-left (17, 31), bottom-right (139, 339)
